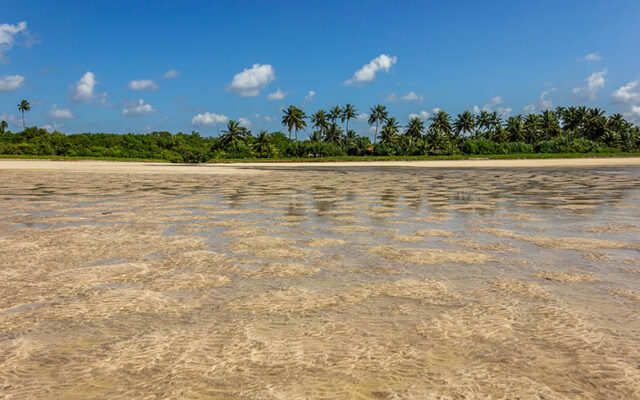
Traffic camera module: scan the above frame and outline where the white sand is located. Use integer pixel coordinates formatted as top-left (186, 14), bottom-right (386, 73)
top-left (0, 157), bottom-right (639, 174)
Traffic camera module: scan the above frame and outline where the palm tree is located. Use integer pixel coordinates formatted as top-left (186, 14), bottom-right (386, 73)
top-left (405, 116), bottom-right (425, 139)
top-left (220, 120), bottom-right (249, 147)
top-left (342, 104), bottom-right (357, 135)
top-left (379, 125), bottom-right (399, 144)
top-left (454, 110), bottom-right (475, 138)
top-left (540, 110), bottom-right (560, 140)
top-left (282, 105), bottom-right (307, 140)
top-left (476, 110), bottom-right (491, 137)
top-left (506, 115), bottom-right (525, 142)
top-left (18, 99), bottom-right (30, 128)
top-left (253, 131), bottom-right (277, 158)
top-left (429, 110), bottom-right (453, 138)
top-left (368, 104), bottom-right (388, 144)
top-left (328, 105), bottom-right (342, 126)
top-left (524, 114), bottom-right (541, 144)
top-left (309, 130), bottom-right (323, 142)
top-left (0, 120), bottom-right (7, 134)
top-left (310, 110), bottom-right (328, 136)
top-left (488, 111), bottom-right (502, 133)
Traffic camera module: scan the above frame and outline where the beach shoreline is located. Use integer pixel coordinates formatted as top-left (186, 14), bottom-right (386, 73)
top-left (1, 157), bottom-right (640, 174)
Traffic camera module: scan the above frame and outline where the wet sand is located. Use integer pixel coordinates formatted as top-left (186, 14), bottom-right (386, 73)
top-left (1, 162), bottom-right (639, 399)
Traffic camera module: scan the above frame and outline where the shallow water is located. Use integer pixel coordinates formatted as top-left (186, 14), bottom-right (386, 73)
top-left (1, 166), bottom-right (639, 399)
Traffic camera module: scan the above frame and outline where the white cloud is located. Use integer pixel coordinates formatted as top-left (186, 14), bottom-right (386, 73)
top-left (0, 21), bottom-right (28, 61)
top-left (523, 88), bottom-right (555, 113)
top-left (611, 80), bottom-right (640, 104)
top-left (128, 79), bottom-right (158, 91)
top-left (472, 96), bottom-right (511, 116)
top-left (162, 69), bottom-right (179, 79)
top-left (585, 52), bottom-right (602, 61)
top-left (302, 90), bottom-right (315, 106)
top-left (408, 110), bottom-right (430, 120)
top-left (41, 124), bottom-right (54, 132)
top-left (356, 113), bottom-right (369, 122)
top-left (0, 74), bottom-right (25, 91)
top-left (266, 87), bottom-right (287, 100)
top-left (345, 54), bottom-right (397, 85)
top-left (401, 91), bottom-right (424, 103)
top-left (432, 107), bottom-right (442, 114)
top-left (191, 112), bottom-right (229, 127)
top-left (228, 63), bottom-right (275, 97)
top-left (263, 116), bottom-right (276, 122)
top-left (626, 105), bottom-right (640, 123)
top-left (48, 105), bottom-right (74, 119)
top-left (238, 117), bottom-right (252, 128)
top-left (122, 99), bottom-right (155, 116)
top-left (0, 113), bottom-right (21, 126)
top-left (384, 93), bottom-right (397, 102)
top-left (71, 71), bottom-right (103, 103)
top-left (572, 69), bottom-right (607, 101)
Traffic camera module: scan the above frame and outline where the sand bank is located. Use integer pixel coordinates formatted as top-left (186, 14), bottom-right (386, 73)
top-left (0, 156), bottom-right (639, 174)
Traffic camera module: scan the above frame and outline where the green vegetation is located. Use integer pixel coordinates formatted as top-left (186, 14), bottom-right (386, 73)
top-left (1, 104), bottom-right (639, 163)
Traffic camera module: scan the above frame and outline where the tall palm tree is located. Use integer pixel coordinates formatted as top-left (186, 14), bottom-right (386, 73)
top-left (253, 131), bottom-right (277, 158)
top-left (0, 120), bottom-right (7, 134)
top-left (488, 111), bottom-right (503, 133)
top-left (220, 120), bottom-right (249, 147)
top-left (310, 110), bottom-right (328, 136)
top-left (524, 114), bottom-right (541, 144)
top-left (368, 104), bottom-right (388, 144)
top-left (342, 104), bottom-right (357, 134)
top-left (18, 99), bottom-right (30, 128)
top-left (429, 110), bottom-right (453, 138)
top-left (328, 105), bottom-right (342, 126)
top-left (454, 110), bottom-right (475, 138)
top-left (379, 121), bottom-right (399, 144)
top-left (282, 105), bottom-right (307, 140)
top-left (476, 110), bottom-right (491, 137)
top-left (405, 116), bottom-right (425, 139)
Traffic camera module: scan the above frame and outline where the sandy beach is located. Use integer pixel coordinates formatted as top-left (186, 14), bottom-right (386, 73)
top-left (0, 156), bottom-right (640, 173)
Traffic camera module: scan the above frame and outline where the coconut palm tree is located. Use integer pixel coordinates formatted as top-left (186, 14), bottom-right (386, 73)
top-left (310, 110), bottom-right (328, 136)
top-left (220, 120), bottom-right (250, 147)
top-left (342, 104), bottom-right (357, 134)
top-left (282, 105), bottom-right (307, 140)
top-left (506, 115), bottom-right (525, 142)
top-left (253, 131), bottom-right (278, 158)
top-left (454, 110), bottom-right (475, 138)
top-left (524, 114), bottom-right (541, 144)
top-left (539, 110), bottom-right (560, 140)
top-left (0, 120), bottom-right (7, 134)
top-left (368, 104), bottom-right (388, 144)
top-left (328, 105), bottom-right (342, 126)
top-left (429, 110), bottom-right (453, 138)
top-left (476, 110), bottom-right (491, 137)
top-left (18, 99), bottom-right (30, 128)
top-left (405, 116), bottom-right (425, 139)
top-left (379, 124), bottom-right (398, 144)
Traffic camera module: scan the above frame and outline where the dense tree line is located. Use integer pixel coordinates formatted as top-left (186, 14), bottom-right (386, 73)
top-left (1, 104), bottom-right (638, 162)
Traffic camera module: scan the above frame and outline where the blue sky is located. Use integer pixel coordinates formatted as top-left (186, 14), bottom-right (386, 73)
top-left (1, 0), bottom-right (639, 137)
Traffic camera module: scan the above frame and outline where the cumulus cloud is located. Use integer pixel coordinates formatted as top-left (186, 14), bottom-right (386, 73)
top-left (122, 99), bottom-right (155, 116)
top-left (627, 105), bottom-right (640, 123)
top-left (48, 105), bottom-right (74, 119)
top-left (572, 69), bottom-right (607, 101)
top-left (345, 54), bottom-right (397, 85)
top-left (191, 112), bottom-right (229, 127)
top-left (585, 52), bottom-right (602, 61)
top-left (266, 87), bottom-right (287, 100)
top-left (238, 117), bottom-right (252, 128)
top-left (162, 69), bottom-right (179, 79)
top-left (384, 93), bottom-right (397, 102)
top-left (611, 80), bottom-right (640, 104)
top-left (71, 71), bottom-right (105, 103)
top-left (356, 112), bottom-right (370, 122)
top-left (0, 74), bottom-right (25, 91)
top-left (0, 21), bottom-right (31, 61)
top-left (128, 79), bottom-right (158, 91)
top-left (302, 90), bottom-right (315, 106)
top-left (228, 63), bottom-right (275, 97)
top-left (0, 113), bottom-right (21, 126)
top-left (401, 91), bottom-right (424, 103)
top-left (408, 110), bottom-right (430, 120)
top-left (472, 96), bottom-right (511, 116)
top-left (523, 88), bottom-right (555, 113)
